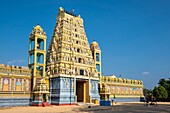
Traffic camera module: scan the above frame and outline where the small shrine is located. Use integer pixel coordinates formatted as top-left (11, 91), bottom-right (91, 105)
top-left (32, 78), bottom-right (50, 107)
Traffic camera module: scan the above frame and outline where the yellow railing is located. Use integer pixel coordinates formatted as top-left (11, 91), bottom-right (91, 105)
top-left (100, 76), bottom-right (143, 85)
top-left (0, 66), bottom-right (31, 76)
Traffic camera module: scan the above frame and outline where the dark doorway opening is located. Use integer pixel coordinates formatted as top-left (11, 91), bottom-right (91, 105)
top-left (43, 94), bottom-right (47, 102)
top-left (76, 80), bottom-right (85, 102)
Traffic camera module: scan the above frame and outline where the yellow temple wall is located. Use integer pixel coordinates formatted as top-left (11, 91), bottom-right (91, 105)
top-left (0, 64), bottom-right (31, 97)
top-left (100, 76), bottom-right (144, 98)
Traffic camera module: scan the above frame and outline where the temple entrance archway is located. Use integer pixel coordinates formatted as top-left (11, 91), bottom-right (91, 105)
top-left (76, 80), bottom-right (88, 103)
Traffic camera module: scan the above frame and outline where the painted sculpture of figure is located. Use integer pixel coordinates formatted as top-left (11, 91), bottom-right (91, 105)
top-left (16, 79), bottom-right (22, 91)
top-left (3, 78), bottom-right (9, 91)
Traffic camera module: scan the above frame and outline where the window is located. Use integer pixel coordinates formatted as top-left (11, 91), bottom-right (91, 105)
top-left (29, 39), bottom-right (35, 50)
top-left (36, 53), bottom-right (44, 64)
top-left (96, 64), bottom-right (100, 72)
top-left (78, 58), bottom-right (81, 63)
top-left (37, 38), bottom-right (44, 50)
top-left (96, 53), bottom-right (100, 61)
top-left (80, 70), bottom-right (84, 75)
top-left (29, 54), bottom-right (34, 64)
top-left (77, 48), bottom-right (80, 53)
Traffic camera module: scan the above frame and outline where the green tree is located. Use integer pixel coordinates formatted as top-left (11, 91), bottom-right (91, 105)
top-left (143, 88), bottom-right (152, 96)
top-left (158, 79), bottom-right (168, 89)
top-left (158, 78), bottom-right (170, 97)
top-left (153, 86), bottom-right (168, 99)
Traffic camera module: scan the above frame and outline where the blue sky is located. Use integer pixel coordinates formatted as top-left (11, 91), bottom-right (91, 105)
top-left (0, 0), bottom-right (170, 89)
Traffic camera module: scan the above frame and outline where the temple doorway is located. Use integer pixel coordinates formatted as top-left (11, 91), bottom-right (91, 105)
top-left (43, 94), bottom-right (47, 102)
top-left (76, 80), bottom-right (87, 102)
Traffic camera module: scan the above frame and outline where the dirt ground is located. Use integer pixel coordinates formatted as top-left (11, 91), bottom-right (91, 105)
top-left (0, 102), bottom-right (170, 113)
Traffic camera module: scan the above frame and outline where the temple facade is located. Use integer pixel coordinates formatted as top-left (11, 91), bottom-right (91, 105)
top-left (0, 7), bottom-right (144, 107)
top-left (46, 7), bottom-right (100, 105)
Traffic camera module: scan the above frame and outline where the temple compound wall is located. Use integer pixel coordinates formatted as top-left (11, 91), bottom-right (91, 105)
top-left (0, 64), bottom-right (31, 107)
top-left (99, 75), bottom-right (144, 102)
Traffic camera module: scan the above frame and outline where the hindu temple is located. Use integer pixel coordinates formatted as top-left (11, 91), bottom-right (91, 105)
top-left (0, 7), bottom-right (144, 107)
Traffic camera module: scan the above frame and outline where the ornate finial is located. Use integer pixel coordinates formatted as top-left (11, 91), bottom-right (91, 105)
top-left (59, 7), bottom-right (64, 12)
top-left (33, 25), bottom-right (43, 32)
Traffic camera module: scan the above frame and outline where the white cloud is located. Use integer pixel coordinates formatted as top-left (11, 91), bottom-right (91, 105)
top-left (142, 71), bottom-right (150, 75)
top-left (18, 60), bottom-right (26, 63)
top-left (7, 59), bottom-right (26, 65)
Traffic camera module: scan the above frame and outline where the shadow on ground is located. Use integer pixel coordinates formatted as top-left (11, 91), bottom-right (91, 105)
top-left (73, 103), bottom-right (170, 113)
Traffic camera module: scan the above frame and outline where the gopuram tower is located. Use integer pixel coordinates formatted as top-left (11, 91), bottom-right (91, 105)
top-left (46, 7), bottom-right (100, 105)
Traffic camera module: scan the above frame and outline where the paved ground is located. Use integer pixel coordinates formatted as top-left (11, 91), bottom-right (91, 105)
top-left (0, 102), bottom-right (170, 113)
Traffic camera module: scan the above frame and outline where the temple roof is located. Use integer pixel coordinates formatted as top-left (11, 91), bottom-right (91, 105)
top-left (91, 41), bottom-right (98, 46)
top-left (91, 41), bottom-right (100, 50)
top-left (33, 25), bottom-right (43, 31)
